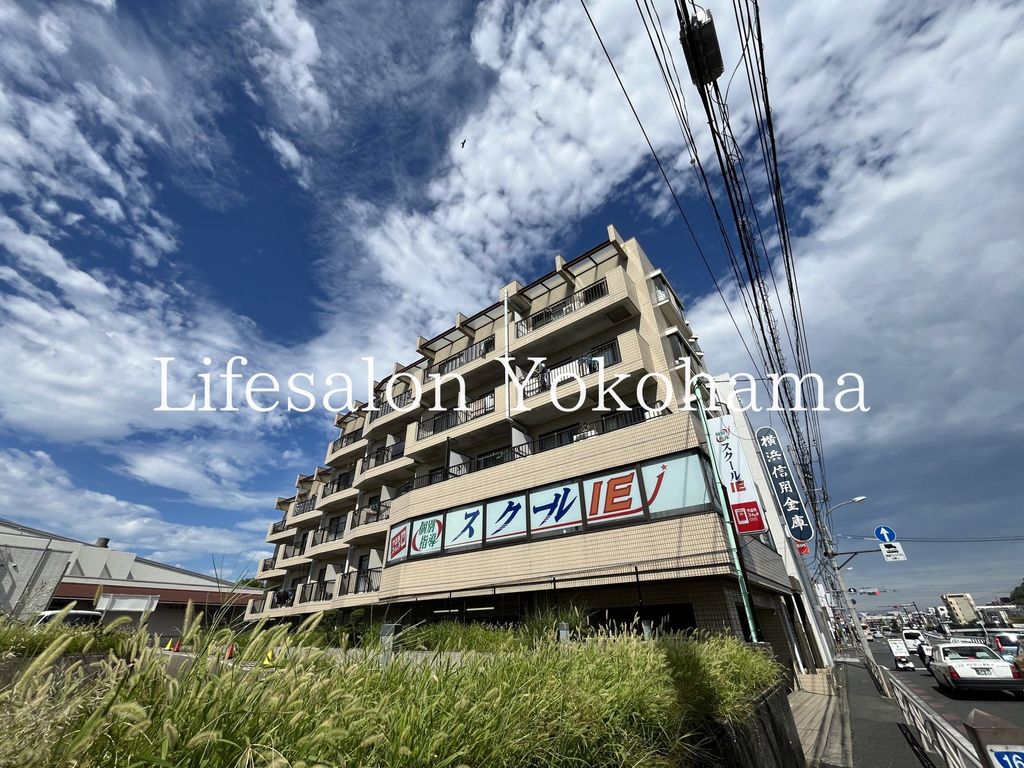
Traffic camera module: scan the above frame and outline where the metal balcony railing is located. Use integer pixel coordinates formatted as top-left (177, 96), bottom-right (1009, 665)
top-left (259, 557), bottom-right (276, 572)
top-left (329, 429), bottom-right (363, 454)
top-left (280, 541), bottom-right (307, 559)
top-left (270, 519), bottom-right (289, 534)
top-left (425, 335), bottom-right (495, 377)
top-left (368, 390), bottom-right (416, 423)
top-left (416, 392), bottom-right (495, 440)
top-left (349, 501), bottom-right (391, 530)
top-left (396, 403), bottom-right (662, 498)
top-left (293, 495), bottom-right (318, 515)
top-left (323, 472), bottom-right (355, 497)
top-left (515, 279), bottom-right (608, 337)
top-left (248, 596), bottom-right (265, 614)
top-left (521, 340), bottom-right (620, 399)
top-left (338, 568), bottom-right (382, 596)
top-left (299, 581), bottom-right (334, 603)
top-left (311, 517), bottom-right (348, 546)
top-left (361, 443), bottom-right (405, 472)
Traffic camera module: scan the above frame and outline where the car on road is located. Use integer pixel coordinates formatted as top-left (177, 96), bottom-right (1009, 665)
top-left (929, 643), bottom-right (1024, 696)
top-left (991, 632), bottom-right (1019, 662)
top-left (902, 629), bottom-right (923, 650)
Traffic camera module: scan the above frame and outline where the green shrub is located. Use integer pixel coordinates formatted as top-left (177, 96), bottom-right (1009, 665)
top-left (0, 612), bottom-right (782, 767)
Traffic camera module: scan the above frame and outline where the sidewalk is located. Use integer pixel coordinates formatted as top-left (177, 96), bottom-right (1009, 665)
top-left (789, 687), bottom-right (842, 766)
top-left (830, 657), bottom-right (938, 768)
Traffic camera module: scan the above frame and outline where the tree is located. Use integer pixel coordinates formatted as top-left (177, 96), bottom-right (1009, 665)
top-left (1010, 578), bottom-right (1024, 604)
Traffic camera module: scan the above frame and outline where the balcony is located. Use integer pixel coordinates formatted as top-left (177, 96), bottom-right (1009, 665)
top-left (515, 278), bottom-right (608, 338)
top-left (256, 557), bottom-right (285, 579)
top-left (416, 392), bottom-right (495, 440)
top-left (396, 403), bottom-right (663, 498)
top-left (338, 568), bottom-right (382, 596)
top-left (330, 429), bottom-right (363, 453)
top-left (368, 391), bottom-right (416, 423)
top-left (311, 518), bottom-right (348, 547)
top-left (246, 596), bottom-right (266, 618)
top-left (361, 443), bottom-right (405, 473)
top-left (522, 341), bottom-right (619, 400)
top-left (280, 542), bottom-right (305, 559)
top-left (267, 517), bottom-right (294, 542)
top-left (349, 500), bottom-right (391, 529)
top-left (318, 470), bottom-right (358, 511)
top-left (298, 581), bottom-right (334, 604)
top-left (425, 335), bottom-right (496, 378)
top-left (270, 519), bottom-right (288, 534)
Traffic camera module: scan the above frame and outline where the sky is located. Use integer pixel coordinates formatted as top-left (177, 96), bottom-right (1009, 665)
top-left (0, 0), bottom-right (1021, 608)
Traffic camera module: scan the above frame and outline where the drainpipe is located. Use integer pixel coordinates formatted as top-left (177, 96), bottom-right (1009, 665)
top-left (503, 286), bottom-right (511, 420)
top-left (692, 382), bottom-right (759, 642)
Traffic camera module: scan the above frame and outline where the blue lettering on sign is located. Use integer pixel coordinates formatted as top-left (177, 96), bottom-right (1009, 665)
top-left (492, 500), bottom-right (522, 534)
top-left (454, 509), bottom-right (480, 542)
top-left (533, 487), bottom-right (576, 526)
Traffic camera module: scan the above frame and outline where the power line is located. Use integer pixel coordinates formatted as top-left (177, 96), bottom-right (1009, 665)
top-left (577, 0), bottom-right (766, 385)
top-left (837, 533), bottom-right (1024, 543)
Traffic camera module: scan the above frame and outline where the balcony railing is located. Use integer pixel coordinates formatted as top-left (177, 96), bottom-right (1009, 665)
top-left (515, 278), bottom-right (608, 337)
top-left (298, 581), bottom-right (334, 603)
top-left (329, 429), bottom-right (363, 454)
top-left (416, 392), bottom-right (495, 440)
top-left (293, 495), bottom-right (318, 515)
top-left (311, 517), bottom-right (348, 547)
top-left (425, 335), bottom-right (496, 377)
top-left (522, 340), bottom-right (620, 399)
top-left (397, 403), bottom-right (662, 498)
top-left (361, 443), bottom-right (405, 472)
top-left (368, 391), bottom-right (416, 423)
top-left (270, 519), bottom-right (289, 534)
top-left (259, 557), bottom-right (276, 572)
top-left (280, 540), bottom-right (307, 559)
top-left (248, 596), bottom-right (266, 614)
top-left (349, 501), bottom-right (391, 530)
top-left (338, 568), bottom-right (382, 596)
top-left (323, 472), bottom-right (355, 497)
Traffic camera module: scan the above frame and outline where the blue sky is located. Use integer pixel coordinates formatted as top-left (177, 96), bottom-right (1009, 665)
top-left (1, 0), bottom-right (1022, 608)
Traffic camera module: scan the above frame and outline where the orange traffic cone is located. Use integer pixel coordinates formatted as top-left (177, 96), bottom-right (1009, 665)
top-left (225, 643), bottom-right (236, 660)
top-left (172, 638), bottom-right (181, 652)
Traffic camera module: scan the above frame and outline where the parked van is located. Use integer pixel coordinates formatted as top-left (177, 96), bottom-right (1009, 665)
top-left (902, 629), bottom-right (923, 650)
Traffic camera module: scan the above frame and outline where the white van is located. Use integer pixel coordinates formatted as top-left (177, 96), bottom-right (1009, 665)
top-left (902, 629), bottom-right (923, 650)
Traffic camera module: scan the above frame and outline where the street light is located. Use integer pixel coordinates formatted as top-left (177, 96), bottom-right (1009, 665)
top-left (825, 496), bottom-right (870, 655)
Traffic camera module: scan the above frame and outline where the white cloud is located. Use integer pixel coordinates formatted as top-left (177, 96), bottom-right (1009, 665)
top-left (261, 127), bottom-right (311, 188)
top-left (0, 449), bottom-right (268, 567)
top-left (243, 0), bottom-right (331, 130)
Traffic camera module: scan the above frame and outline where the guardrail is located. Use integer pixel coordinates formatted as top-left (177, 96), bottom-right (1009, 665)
top-left (888, 674), bottom-right (983, 768)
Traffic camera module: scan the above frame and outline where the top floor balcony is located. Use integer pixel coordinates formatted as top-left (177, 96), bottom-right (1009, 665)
top-left (329, 429), bottom-right (363, 454)
top-left (515, 278), bottom-right (608, 338)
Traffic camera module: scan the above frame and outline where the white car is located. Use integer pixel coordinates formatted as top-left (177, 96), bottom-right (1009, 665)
top-left (929, 643), bottom-right (1024, 695)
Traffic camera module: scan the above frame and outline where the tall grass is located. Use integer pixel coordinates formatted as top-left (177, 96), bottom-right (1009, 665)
top-left (0, 611), bottom-right (782, 768)
top-left (0, 611), bottom-right (131, 658)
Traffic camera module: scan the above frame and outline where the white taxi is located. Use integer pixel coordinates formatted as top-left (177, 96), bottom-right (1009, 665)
top-left (929, 643), bottom-right (1024, 695)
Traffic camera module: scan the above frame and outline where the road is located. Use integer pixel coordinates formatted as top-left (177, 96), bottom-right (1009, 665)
top-left (867, 635), bottom-right (1024, 736)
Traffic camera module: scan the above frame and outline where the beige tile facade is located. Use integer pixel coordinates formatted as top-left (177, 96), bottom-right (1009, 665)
top-left (247, 225), bottom-right (793, 644)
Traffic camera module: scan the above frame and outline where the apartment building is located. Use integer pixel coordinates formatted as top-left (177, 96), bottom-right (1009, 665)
top-left (942, 592), bottom-right (979, 625)
top-left (248, 225), bottom-right (807, 670)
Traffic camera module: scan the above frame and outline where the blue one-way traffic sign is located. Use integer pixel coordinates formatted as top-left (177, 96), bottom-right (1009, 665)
top-left (874, 525), bottom-right (897, 543)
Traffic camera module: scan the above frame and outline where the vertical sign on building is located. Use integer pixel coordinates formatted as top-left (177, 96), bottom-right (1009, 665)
top-left (708, 415), bottom-right (767, 535)
top-left (754, 427), bottom-right (814, 542)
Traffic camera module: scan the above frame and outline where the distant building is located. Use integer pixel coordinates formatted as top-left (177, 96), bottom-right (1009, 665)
top-left (0, 517), bottom-right (259, 635)
top-left (941, 593), bottom-right (977, 625)
top-left (935, 605), bottom-right (949, 619)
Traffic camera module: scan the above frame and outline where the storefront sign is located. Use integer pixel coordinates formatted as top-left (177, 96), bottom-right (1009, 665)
top-left (409, 514), bottom-right (444, 556)
top-left (754, 427), bottom-right (814, 542)
top-left (708, 415), bottom-right (767, 535)
top-left (584, 468), bottom-right (645, 525)
top-left (529, 483), bottom-right (582, 534)
top-left (444, 504), bottom-right (484, 550)
top-left (485, 494), bottom-right (527, 541)
top-left (387, 522), bottom-right (410, 562)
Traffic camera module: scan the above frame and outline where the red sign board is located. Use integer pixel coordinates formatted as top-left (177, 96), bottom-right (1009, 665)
top-left (796, 541), bottom-right (810, 556)
top-left (732, 500), bottom-right (767, 535)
